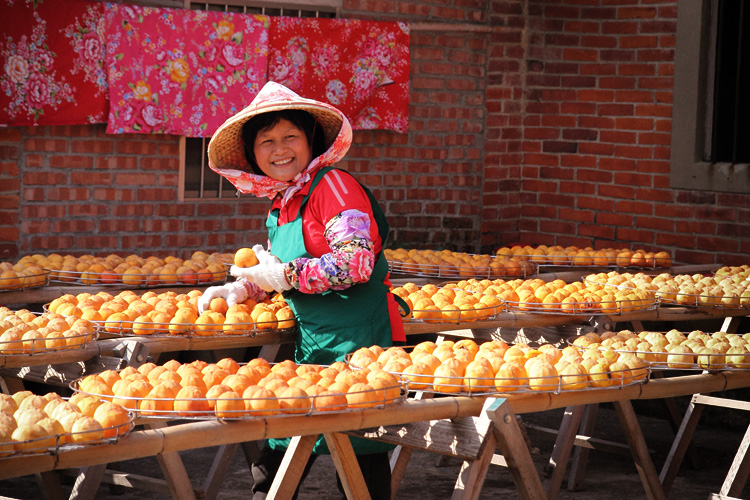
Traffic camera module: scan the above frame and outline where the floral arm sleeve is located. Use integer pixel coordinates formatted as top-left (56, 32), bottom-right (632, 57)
top-left (237, 278), bottom-right (270, 302)
top-left (283, 209), bottom-right (376, 294)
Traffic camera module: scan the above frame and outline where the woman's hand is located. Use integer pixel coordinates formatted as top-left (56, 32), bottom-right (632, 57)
top-left (197, 282), bottom-right (251, 313)
top-left (230, 246), bottom-right (292, 293)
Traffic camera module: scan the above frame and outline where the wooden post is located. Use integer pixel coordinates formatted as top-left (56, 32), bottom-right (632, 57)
top-left (719, 420), bottom-right (750, 498)
top-left (612, 400), bottom-right (666, 500)
top-left (68, 464), bottom-right (106, 500)
top-left (267, 435), bottom-right (316, 500)
top-left (544, 405), bottom-right (585, 499)
top-left (566, 403), bottom-right (598, 491)
top-left (325, 432), bottom-right (371, 500)
top-left (483, 398), bottom-right (546, 500)
top-left (451, 431), bottom-right (497, 500)
top-left (200, 443), bottom-right (239, 500)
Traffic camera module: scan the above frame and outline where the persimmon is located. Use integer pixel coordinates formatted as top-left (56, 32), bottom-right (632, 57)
top-left (214, 391), bottom-right (246, 418)
top-left (173, 386), bottom-right (209, 417)
top-left (93, 402), bottom-right (131, 438)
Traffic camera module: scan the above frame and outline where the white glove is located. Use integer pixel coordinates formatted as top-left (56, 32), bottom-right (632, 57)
top-left (197, 282), bottom-right (250, 313)
top-left (230, 246), bottom-right (291, 293)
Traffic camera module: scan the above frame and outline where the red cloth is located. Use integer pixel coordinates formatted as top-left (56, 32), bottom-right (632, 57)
top-left (269, 17), bottom-right (410, 134)
top-left (104, 5), bottom-right (269, 137)
top-left (0, 0), bottom-right (108, 126)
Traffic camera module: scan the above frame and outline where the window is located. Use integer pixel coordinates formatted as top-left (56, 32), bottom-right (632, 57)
top-left (671, 0), bottom-right (749, 193)
top-left (179, 0), bottom-right (340, 201)
top-left (705, 1), bottom-right (749, 163)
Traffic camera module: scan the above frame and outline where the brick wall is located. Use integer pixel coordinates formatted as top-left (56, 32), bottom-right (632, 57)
top-left (3, 0), bottom-right (749, 266)
top-left (2, 0), bottom-right (490, 260)
top-left (483, 0), bottom-right (750, 266)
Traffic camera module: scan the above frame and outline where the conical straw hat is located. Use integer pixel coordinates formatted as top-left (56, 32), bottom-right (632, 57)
top-left (208, 81), bottom-right (344, 171)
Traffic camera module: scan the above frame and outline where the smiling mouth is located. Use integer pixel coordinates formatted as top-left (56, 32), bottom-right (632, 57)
top-left (272, 158), bottom-right (293, 166)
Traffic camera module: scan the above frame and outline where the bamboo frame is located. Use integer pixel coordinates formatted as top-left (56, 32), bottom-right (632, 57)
top-left (2, 370), bottom-right (749, 480)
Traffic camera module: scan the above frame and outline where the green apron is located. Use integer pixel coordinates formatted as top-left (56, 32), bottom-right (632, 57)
top-left (266, 166), bottom-right (395, 455)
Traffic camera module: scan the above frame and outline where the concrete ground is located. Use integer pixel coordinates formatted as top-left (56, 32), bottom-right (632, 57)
top-left (1, 396), bottom-right (749, 500)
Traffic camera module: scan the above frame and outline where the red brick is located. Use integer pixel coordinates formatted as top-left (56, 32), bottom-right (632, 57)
top-left (599, 184), bottom-right (635, 199)
top-left (600, 77), bottom-right (636, 89)
top-left (639, 132), bottom-right (671, 146)
top-left (114, 141), bottom-right (157, 155)
top-left (28, 235), bottom-right (75, 249)
top-left (614, 145), bottom-right (653, 159)
top-left (560, 181), bottom-right (596, 195)
top-left (695, 206), bottom-right (737, 221)
top-left (24, 139), bottom-right (68, 153)
top-left (49, 155), bottom-right (95, 168)
top-left (675, 220), bottom-right (708, 234)
top-left (0, 195), bottom-right (19, 210)
top-left (142, 219), bottom-right (182, 232)
top-left (576, 195), bottom-right (614, 212)
top-left (69, 204), bottom-right (109, 216)
top-left (75, 236), bottom-right (120, 249)
top-left (578, 224), bottom-right (615, 240)
top-left (674, 249), bottom-right (716, 265)
top-left (696, 236), bottom-right (739, 253)
top-left (577, 168), bottom-right (613, 183)
top-left (53, 219), bottom-right (96, 233)
top-left (634, 187), bottom-right (673, 203)
top-left (615, 200), bottom-right (654, 215)
top-left (22, 205), bottom-right (66, 218)
top-left (98, 156), bottom-right (138, 170)
top-left (137, 188), bottom-right (176, 201)
top-left (717, 222), bottom-right (750, 238)
top-left (47, 187), bottom-right (90, 201)
top-left (70, 140), bottom-right (113, 154)
top-left (0, 128), bottom-right (22, 142)
top-left (639, 77), bottom-right (673, 90)
top-left (24, 172), bottom-right (68, 185)
top-left (123, 235), bottom-right (164, 248)
top-left (615, 227), bottom-right (654, 244)
top-left (93, 188), bottom-right (135, 202)
top-left (614, 172), bottom-right (652, 187)
top-left (559, 208), bottom-right (595, 223)
top-left (578, 142), bottom-right (615, 155)
top-left (116, 173), bottom-right (158, 186)
top-left (561, 155), bottom-right (597, 168)
top-left (0, 161), bottom-right (19, 177)
top-left (71, 172), bottom-right (114, 185)
top-left (99, 219), bottom-right (141, 232)
top-left (600, 130), bottom-right (637, 143)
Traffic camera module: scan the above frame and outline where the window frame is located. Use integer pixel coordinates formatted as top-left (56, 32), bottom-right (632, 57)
top-left (671, 0), bottom-right (750, 193)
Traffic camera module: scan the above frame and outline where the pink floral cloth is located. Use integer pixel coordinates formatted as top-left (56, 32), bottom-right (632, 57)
top-left (0, 0), bottom-right (108, 126)
top-left (104, 4), bottom-right (269, 137)
top-left (269, 17), bottom-right (410, 134)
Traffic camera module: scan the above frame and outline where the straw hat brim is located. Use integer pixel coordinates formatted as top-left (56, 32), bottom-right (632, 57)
top-left (208, 101), bottom-right (343, 171)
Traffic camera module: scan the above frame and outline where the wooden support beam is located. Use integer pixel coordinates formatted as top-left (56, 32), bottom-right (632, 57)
top-left (483, 398), bottom-right (546, 500)
top-left (325, 432), bottom-right (371, 500)
top-left (613, 400), bottom-right (666, 500)
top-left (267, 435), bottom-right (316, 500)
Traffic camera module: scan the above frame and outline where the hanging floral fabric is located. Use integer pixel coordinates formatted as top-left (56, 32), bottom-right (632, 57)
top-left (0, 0), bottom-right (108, 126)
top-left (269, 17), bottom-right (410, 134)
top-left (104, 4), bottom-right (269, 137)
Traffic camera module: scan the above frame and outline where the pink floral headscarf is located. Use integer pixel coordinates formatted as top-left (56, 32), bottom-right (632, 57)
top-left (208, 81), bottom-right (352, 207)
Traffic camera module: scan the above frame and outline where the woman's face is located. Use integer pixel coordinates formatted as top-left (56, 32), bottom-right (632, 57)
top-left (252, 118), bottom-right (312, 182)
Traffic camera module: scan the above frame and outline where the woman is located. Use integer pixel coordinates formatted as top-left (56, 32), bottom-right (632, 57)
top-left (199, 81), bottom-right (406, 500)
